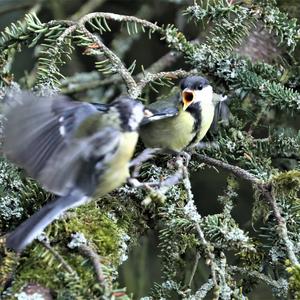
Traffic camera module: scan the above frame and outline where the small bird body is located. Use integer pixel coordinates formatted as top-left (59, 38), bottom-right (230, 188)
top-left (140, 76), bottom-right (215, 152)
top-left (3, 92), bottom-right (144, 251)
top-left (141, 106), bottom-right (195, 152)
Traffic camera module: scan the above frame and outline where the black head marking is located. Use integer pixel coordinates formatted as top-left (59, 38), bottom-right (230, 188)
top-left (111, 96), bottom-right (144, 132)
top-left (180, 76), bottom-right (209, 91)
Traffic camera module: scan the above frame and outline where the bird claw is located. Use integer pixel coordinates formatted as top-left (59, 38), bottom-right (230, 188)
top-left (166, 151), bottom-right (191, 169)
top-left (177, 151), bottom-right (191, 167)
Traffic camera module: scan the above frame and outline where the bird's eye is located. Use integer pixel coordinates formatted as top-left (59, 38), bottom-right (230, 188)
top-left (197, 85), bottom-right (203, 90)
top-left (182, 90), bottom-right (194, 102)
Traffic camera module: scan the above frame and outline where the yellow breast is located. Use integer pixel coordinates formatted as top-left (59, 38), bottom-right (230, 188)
top-left (96, 132), bottom-right (138, 196)
top-left (140, 111), bottom-right (195, 152)
top-left (189, 102), bottom-right (215, 148)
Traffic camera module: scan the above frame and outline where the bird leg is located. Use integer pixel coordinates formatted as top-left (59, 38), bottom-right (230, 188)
top-left (128, 151), bottom-right (190, 206)
top-left (127, 148), bottom-right (162, 192)
top-left (129, 148), bottom-right (160, 178)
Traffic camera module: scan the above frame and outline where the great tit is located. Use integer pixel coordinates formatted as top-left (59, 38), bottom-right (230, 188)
top-left (139, 76), bottom-right (215, 152)
top-left (3, 92), bottom-right (144, 252)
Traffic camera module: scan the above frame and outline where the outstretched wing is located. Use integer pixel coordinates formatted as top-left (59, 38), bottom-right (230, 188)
top-left (141, 94), bottom-right (180, 125)
top-left (3, 91), bottom-right (118, 195)
top-left (38, 127), bottom-right (120, 196)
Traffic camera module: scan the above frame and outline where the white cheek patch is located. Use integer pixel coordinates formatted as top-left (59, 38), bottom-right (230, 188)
top-left (129, 105), bottom-right (144, 130)
top-left (194, 85), bottom-right (215, 140)
top-left (194, 85), bottom-right (213, 105)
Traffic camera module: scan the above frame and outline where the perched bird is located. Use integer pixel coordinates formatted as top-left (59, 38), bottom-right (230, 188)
top-left (3, 92), bottom-right (144, 252)
top-left (139, 76), bottom-right (216, 152)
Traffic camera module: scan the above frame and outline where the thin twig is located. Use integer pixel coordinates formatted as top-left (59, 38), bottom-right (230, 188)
top-left (193, 153), bottom-right (300, 266)
top-left (145, 51), bottom-right (182, 74)
top-left (0, 3), bottom-right (32, 16)
top-left (228, 265), bottom-right (288, 291)
top-left (60, 45), bottom-right (191, 94)
top-left (135, 69), bottom-right (197, 97)
top-left (61, 67), bottom-right (194, 95)
top-left (141, 38), bottom-right (199, 75)
top-left (188, 252), bottom-right (200, 287)
top-left (60, 76), bottom-right (118, 94)
top-left (194, 223), bottom-right (218, 287)
top-left (78, 244), bottom-right (106, 286)
top-left (180, 154), bottom-right (219, 287)
top-left (79, 12), bottom-right (162, 33)
top-left (79, 25), bottom-right (138, 97)
top-left (39, 240), bottom-right (76, 274)
top-left (193, 153), bottom-right (260, 184)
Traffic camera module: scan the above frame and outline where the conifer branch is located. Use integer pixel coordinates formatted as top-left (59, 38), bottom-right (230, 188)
top-left (228, 265), bottom-right (288, 294)
top-left (78, 12), bottom-right (162, 33)
top-left (194, 153), bottom-right (300, 267)
top-left (78, 25), bottom-right (138, 97)
top-left (193, 153), bottom-right (260, 184)
top-left (258, 184), bottom-right (300, 266)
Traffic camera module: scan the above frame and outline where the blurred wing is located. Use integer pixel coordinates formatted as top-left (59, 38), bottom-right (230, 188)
top-left (3, 91), bottom-right (110, 195)
top-left (141, 95), bottom-right (180, 125)
top-left (39, 127), bottom-right (121, 196)
top-left (210, 95), bottom-right (231, 132)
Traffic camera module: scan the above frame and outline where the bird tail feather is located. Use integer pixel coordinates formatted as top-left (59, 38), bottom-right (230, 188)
top-left (6, 190), bottom-right (88, 252)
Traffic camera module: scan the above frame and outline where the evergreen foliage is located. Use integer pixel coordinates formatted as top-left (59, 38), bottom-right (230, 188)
top-left (0, 0), bottom-right (299, 299)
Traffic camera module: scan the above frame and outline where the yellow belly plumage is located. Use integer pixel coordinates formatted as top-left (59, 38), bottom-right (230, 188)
top-left (140, 102), bottom-right (215, 152)
top-left (140, 111), bottom-right (195, 152)
top-left (96, 131), bottom-right (138, 196)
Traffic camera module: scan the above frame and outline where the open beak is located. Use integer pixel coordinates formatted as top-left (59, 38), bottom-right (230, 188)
top-left (182, 88), bottom-right (195, 111)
